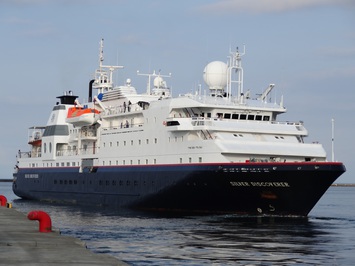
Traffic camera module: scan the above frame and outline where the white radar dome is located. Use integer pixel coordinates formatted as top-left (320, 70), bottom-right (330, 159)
top-left (154, 76), bottom-right (164, 88)
top-left (203, 61), bottom-right (228, 89)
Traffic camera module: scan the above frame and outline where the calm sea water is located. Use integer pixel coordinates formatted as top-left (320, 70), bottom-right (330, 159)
top-left (1, 182), bottom-right (354, 265)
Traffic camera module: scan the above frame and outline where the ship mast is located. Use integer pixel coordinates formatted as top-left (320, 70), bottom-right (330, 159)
top-left (227, 46), bottom-right (245, 102)
top-left (92, 39), bottom-right (124, 93)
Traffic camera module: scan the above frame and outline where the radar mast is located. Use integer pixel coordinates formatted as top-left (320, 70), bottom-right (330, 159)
top-left (92, 38), bottom-right (124, 93)
top-left (227, 45), bottom-right (245, 102)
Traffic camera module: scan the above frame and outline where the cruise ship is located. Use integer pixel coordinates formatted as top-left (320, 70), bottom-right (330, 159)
top-left (13, 40), bottom-right (345, 216)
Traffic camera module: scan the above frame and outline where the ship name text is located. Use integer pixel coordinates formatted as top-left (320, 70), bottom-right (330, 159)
top-left (188, 146), bottom-right (203, 150)
top-left (25, 174), bottom-right (39, 179)
top-left (230, 181), bottom-right (290, 187)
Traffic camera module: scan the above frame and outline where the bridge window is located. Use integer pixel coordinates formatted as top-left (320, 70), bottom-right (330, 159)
top-left (263, 116), bottom-right (270, 121)
top-left (232, 114), bottom-right (239, 119)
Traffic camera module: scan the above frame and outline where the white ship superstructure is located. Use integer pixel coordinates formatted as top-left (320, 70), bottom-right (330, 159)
top-left (20, 41), bottom-right (325, 171)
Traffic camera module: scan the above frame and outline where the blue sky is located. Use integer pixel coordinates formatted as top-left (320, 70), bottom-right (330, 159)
top-left (0, 0), bottom-right (354, 183)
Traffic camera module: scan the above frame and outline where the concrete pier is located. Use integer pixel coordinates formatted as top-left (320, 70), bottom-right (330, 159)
top-left (0, 206), bottom-right (128, 265)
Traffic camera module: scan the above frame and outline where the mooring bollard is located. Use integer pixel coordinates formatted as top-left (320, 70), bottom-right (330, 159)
top-left (27, 210), bottom-right (52, 233)
top-left (0, 195), bottom-right (7, 207)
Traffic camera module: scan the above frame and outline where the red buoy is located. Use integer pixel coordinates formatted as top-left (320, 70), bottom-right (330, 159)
top-left (0, 195), bottom-right (7, 207)
top-left (27, 210), bottom-right (52, 233)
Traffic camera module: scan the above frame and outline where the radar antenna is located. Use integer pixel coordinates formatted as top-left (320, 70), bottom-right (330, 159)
top-left (137, 70), bottom-right (172, 95)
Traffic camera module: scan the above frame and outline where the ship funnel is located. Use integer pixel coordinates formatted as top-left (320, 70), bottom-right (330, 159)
top-left (203, 61), bottom-right (228, 97)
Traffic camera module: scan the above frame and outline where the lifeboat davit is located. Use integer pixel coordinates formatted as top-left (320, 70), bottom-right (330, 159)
top-left (66, 107), bottom-right (100, 127)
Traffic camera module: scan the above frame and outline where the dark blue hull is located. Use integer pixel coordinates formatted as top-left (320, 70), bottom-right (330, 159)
top-left (13, 162), bottom-right (346, 216)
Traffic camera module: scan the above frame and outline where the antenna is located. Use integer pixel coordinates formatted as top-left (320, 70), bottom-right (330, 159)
top-left (137, 70), bottom-right (172, 95)
top-left (331, 118), bottom-right (335, 162)
top-left (99, 38), bottom-right (104, 69)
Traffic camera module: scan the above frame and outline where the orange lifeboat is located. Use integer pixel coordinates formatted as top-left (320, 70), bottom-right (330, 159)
top-left (28, 130), bottom-right (43, 146)
top-left (28, 139), bottom-right (42, 146)
top-left (66, 107), bottom-right (100, 126)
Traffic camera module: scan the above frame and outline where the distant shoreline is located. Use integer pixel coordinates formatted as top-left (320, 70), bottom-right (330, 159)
top-left (331, 183), bottom-right (355, 187)
top-left (1, 179), bottom-right (354, 187)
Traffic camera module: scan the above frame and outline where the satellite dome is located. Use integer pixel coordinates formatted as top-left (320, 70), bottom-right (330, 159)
top-left (154, 76), bottom-right (164, 88)
top-left (203, 61), bottom-right (228, 89)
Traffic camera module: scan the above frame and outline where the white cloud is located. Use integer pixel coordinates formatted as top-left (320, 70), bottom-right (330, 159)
top-left (198, 0), bottom-right (353, 14)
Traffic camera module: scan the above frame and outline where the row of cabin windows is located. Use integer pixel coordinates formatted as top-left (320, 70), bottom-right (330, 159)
top-left (53, 179), bottom-right (156, 187)
top-left (103, 138), bottom-right (158, 148)
top-left (104, 136), bottom-right (185, 148)
top-left (233, 134), bottom-right (285, 140)
top-left (217, 113), bottom-right (270, 121)
top-left (102, 157), bottom-right (203, 166)
top-left (30, 156), bottom-right (203, 168)
top-left (52, 179), bottom-right (206, 188)
top-left (197, 112), bottom-right (270, 121)
top-left (31, 162), bottom-right (79, 168)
